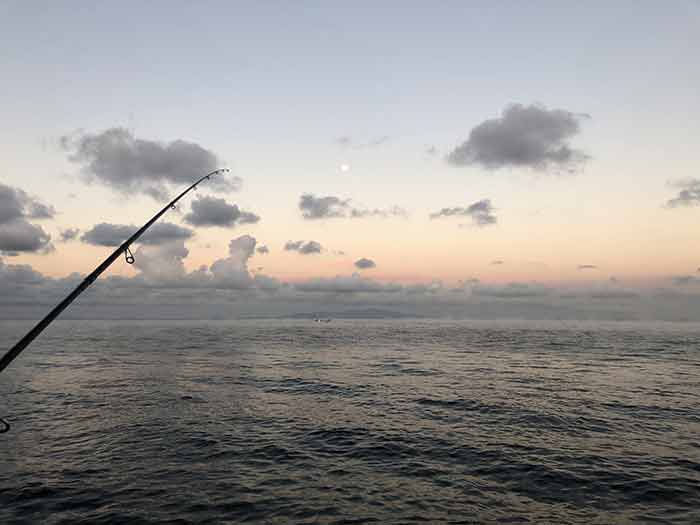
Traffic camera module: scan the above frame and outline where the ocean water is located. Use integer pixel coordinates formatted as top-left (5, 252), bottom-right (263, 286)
top-left (0, 319), bottom-right (699, 524)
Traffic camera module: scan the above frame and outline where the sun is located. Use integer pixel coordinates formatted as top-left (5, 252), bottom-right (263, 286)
top-left (339, 163), bottom-right (350, 173)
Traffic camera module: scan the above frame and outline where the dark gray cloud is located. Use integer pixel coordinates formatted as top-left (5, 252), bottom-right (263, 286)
top-left (60, 228), bottom-right (80, 242)
top-left (665, 179), bottom-right (700, 208)
top-left (299, 194), bottom-right (350, 219)
top-left (61, 127), bottom-right (240, 199)
top-left (354, 258), bottom-right (376, 269)
top-left (81, 222), bottom-right (194, 247)
top-left (447, 103), bottom-right (589, 171)
top-left (0, 183), bottom-right (54, 254)
top-left (0, 183), bottom-right (56, 224)
top-left (429, 199), bottom-right (497, 226)
top-left (299, 193), bottom-right (406, 220)
top-left (256, 245), bottom-right (269, 254)
top-left (578, 264), bottom-right (598, 270)
top-left (284, 240), bottom-right (323, 255)
top-left (184, 196), bottom-right (260, 228)
top-left (0, 220), bottom-right (53, 254)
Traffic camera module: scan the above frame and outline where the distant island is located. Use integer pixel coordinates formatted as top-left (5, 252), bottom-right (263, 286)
top-left (284, 308), bottom-right (421, 320)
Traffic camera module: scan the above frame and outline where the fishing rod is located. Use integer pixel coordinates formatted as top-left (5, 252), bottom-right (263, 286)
top-left (0, 168), bottom-right (229, 433)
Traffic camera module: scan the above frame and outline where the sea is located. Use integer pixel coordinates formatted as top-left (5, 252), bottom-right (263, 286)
top-left (0, 319), bottom-right (699, 524)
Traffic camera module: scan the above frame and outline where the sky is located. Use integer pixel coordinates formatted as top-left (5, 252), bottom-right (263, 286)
top-left (2, 1), bottom-right (700, 320)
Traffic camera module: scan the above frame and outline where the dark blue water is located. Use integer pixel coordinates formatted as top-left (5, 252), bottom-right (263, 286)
top-left (1, 320), bottom-right (699, 524)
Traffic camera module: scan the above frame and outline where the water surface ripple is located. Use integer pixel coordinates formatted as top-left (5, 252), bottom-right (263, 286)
top-left (1, 320), bottom-right (699, 524)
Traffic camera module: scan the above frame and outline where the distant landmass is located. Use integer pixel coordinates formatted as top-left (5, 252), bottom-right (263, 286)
top-left (284, 308), bottom-right (421, 320)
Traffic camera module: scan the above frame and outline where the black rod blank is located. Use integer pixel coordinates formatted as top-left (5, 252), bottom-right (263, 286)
top-left (0, 169), bottom-right (227, 376)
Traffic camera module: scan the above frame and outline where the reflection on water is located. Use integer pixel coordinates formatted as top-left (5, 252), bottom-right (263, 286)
top-left (1, 319), bottom-right (699, 523)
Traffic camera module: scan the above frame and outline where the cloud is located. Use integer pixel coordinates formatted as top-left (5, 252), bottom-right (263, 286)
top-left (472, 282), bottom-right (550, 298)
top-left (133, 241), bottom-right (190, 282)
top-left (295, 273), bottom-right (402, 293)
top-left (284, 240), bottom-right (323, 255)
top-left (491, 260), bottom-right (504, 265)
top-left (4, 252), bottom-right (700, 322)
top-left (81, 222), bottom-right (194, 247)
top-left (429, 199), bottom-right (497, 226)
top-left (447, 103), bottom-right (589, 172)
top-left (184, 196), bottom-right (260, 228)
top-left (61, 127), bottom-right (239, 199)
top-left (256, 245), bottom-right (269, 254)
top-left (59, 228), bottom-right (80, 242)
top-left (0, 183), bottom-right (56, 224)
top-left (207, 235), bottom-right (258, 289)
top-left (299, 193), bottom-right (406, 220)
top-left (425, 146), bottom-right (438, 156)
top-left (665, 179), bottom-right (700, 208)
top-left (588, 290), bottom-right (639, 300)
top-left (335, 136), bottom-right (390, 148)
top-left (406, 280), bottom-right (444, 295)
top-left (0, 183), bottom-right (54, 254)
top-left (354, 258), bottom-right (376, 269)
top-left (578, 264), bottom-right (598, 270)
top-left (368, 136), bottom-right (390, 147)
top-left (0, 220), bottom-right (53, 254)
top-left (672, 275), bottom-right (699, 286)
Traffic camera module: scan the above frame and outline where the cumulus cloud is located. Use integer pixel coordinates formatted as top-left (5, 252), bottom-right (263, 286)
top-left (133, 241), bottom-right (190, 282)
top-left (256, 245), bottom-right (269, 254)
top-left (208, 235), bottom-right (258, 289)
top-left (0, 183), bottom-right (54, 254)
top-left (665, 179), bottom-right (700, 208)
top-left (429, 199), bottom-right (497, 226)
top-left (81, 222), bottom-right (194, 247)
top-left (578, 264), bottom-right (598, 270)
top-left (354, 258), bottom-right (376, 269)
top-left (184, 195), bottom-right (260, 228)
top-left (284, 240), bottom-right (323, 255)
top-left (0, 220), bottom-right (53, 254)
top-left (60, 228), bottom-right (80, 242)
top-left (61, 127), bottom-right (239, 199)
top-left (447, 103), bottom-right (589, 172)
top-left (0, 183), bottom-right (56, 223)
top-left (299, 193), bottom-right (406, 220)
top-left (295, 273), bottom-right (402, 293)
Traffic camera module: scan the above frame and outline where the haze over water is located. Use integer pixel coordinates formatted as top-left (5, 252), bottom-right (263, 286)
top-left (1, 319), bottom-right (698, 524)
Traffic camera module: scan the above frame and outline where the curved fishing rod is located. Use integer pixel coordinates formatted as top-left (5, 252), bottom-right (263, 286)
top-left (0, 168), bottom-right (229, 433)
